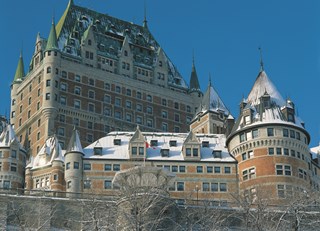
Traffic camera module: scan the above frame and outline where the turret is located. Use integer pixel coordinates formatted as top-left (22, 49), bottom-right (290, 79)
top-left (0, 123), bottom-right (26, 190)
top-left (189, 56), bottom-right (202, 97)
top-left (64, 128), bottom-right (84, 197)
top-left (226, 66), bottom-right (311, 204)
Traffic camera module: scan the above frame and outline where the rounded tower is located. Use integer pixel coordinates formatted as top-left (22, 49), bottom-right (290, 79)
top-left (64, 128), bottom-right (84, 197)
top-left (0, 123), bottom-right (27, 190)
top-left (226, 69), bottom-right (311, 203)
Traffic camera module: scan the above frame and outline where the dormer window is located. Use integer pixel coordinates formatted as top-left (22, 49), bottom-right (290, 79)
top-left (150, 140), bottom-right (158, 147)
top-left (213, 150), bottom-right (222, 158)
top-left (288, 113), bottom-right (294, 122)
top-left (94, 147), bottom-right (102, 155)
top-left (244, 115), bottom-right (251, 125)
top-left (114, 139), bottom-right (121, 145)
top-left (202, 141), bottom-right (209, 148)
top-left (169, 140), bottom-right (177, 147)
top-left (161, 149), bottom-right (169, 157)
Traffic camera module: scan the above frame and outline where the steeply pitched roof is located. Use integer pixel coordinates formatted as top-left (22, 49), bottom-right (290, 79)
top-left (66, 128), bottom-right (83, 153)
top-left (13, 52), bottom-right (25, 83)
top-left (0, 123), bottom-right (21, 148)
top-left (195, 80), bottom-right (230, 116)
top-left (247, 70), bottom-right (285, 107)
top-left (189, 60), bottom-right (201, 91)
top-left (45, 19), bottom-right (58, 51)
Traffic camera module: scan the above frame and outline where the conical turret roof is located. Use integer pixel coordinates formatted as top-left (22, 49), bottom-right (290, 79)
top-left (45, 19), bottom-right (58, 51)
top-left (13, 52), bottom-right (25, 83)
top-left (66, 128), bottom-right (83, 153)
top-left (247, 70), bottom-right (285, 107)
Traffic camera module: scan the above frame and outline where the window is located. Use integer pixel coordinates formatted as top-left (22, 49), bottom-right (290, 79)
top-left (10, 163), bottom-right (17, 172)
top-left (177, 182), bottom-right (184, 191)
top-left (197, 166), bottom-right (203, 173)
top-left (172, 166), bottom-right (178, 172)
top-left (284, 148), bottom-right (289, 156)
top-left (115, 86), bottom-right (121, 93)
top-left (290, 130), bottom-right (295, 138)
top-left (74, 100), bottom-right (81, 109)
top-left (225, 166), bottom-right (231, 174)
top-left (45, 93), bottom-right (50, 100)
top-left (276, 165), bottom-right (291, 176)
top-left (203, 182), bottom-right (210, 192)
top-left (283, 129), bottom-right (288, 137)
top-left (11, 150), bottom-right (17, 158)
top-left (162, 110), bottom-right (168, 118)
top-left (161, 149), bottom-right (169, 157)
top-left (60, 96), bottom-right (66, 105)
top-left (296, 132), bottom-right (301, 140)
top-left (186, 105), bottom-right (191, 113)
top-left (174, 114), bottom-right (180, 122)
top-left (66, 162), bottom-right (70, 170)
top-left (186, 148), bottom-right (191, 156)
top-left (220, 183), bottom-right (227, 192)
top-left (88, 103), bottom-right (95, 112)
top-left (202, 141), bottom-right (209, 148)
top-left (298, 169), bottom-right (307, 180)
top-left (179, 166), bottom-right (186, 172)
top-left (104, 180), bottom-right (112, 189)
top-left (58, 127), bottom-right (65, 136)
top-left (267, 128), bottom-right (274, 136)
top-left (174, 102), bottom-right (179, 109)
top-left (113, 164), bottom-right (120, 171)
top-left (139, 147), bottom-right (144, 155)
top-left (53, 174), bottom-right (58, 181)
top-left (162, 99), bottom-right (167, 106)
top-left (115, 98), bottom-right (121, 107)
top-left (146, 119), bottom-right (153, 127)
top-left (136, 91), bottom-right (142, 99)
top-left (88, 90), bottom-right (95, 99)
top-left (74, 162), bottom-right (79, 169)
top-left (75, 75), bottom-right (81, 82)
top-left (268, 148), bottom-right (274, 155)
top-left (60, 114), bottom-right (65, 122)
top-left (239, 133), bottom-right (245, 142)
top-left (251, 129), bottom-right (258, 138)
top-left (89, 78), bottom-right (94, 86)
top-left (147, 106), bottom-right (153, 114)
top-left (147, 95), bottom-right (152, 102)
top-left (243, 168), bottom-right (255, 181)
top-left (207, 166), bottom-right (213, 173)
top-left (214, 166), bottom-right (221, 173)
top-left (211, 183), bottom-right (218, 192)
top-left (162, 123), bottom-right (168, 132)
top-left (244, 115), bottom-right (251, 125)
top-left (291, 150), bottom-right (296, 157)
top-left (84, 163), bottom-right (91, 170)
top-left (276, 147), bottom-right (282, 155)
top-left (213, 150), bottom-right (222, 158)
top-left (242, 153), bottom-right (247, 160)
top-left (3, 181), bottom-right (10, 189)
top-left (105, 164), bottom-right (112, 171)
top-left (60, 82), bottom-right (67, 91)
top-left (193, 148), bottom-right (198, 157)
top-left (67, 181), bottom-right (71, 189)
top-left (47, 67), bottom-right (52, 73)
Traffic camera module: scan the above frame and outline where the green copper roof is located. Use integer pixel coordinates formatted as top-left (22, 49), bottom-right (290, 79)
top-left (13, 52), bottom-right (25, 83)
top-left (46, 20), bottom-right (58, 50)
top-left (56, 0), bottom-right (73, 37)
top-left (189, 60), bottom-right (200, 91)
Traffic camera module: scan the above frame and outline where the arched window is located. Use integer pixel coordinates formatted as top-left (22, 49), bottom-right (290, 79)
top-left (47, 66), bottom-right (52, 74)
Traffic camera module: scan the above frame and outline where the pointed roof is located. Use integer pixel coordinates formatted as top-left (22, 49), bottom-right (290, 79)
top-left (143, 3), bottom-right (148, 29)
top-left (56, 0), bottom-right (73, 37)
top-left (189, 57), bottom-right (201, 91)
top-left (66, 128), bottom-right (83, 153)
top-left (247, 70), bottom-right (285, 107)
top-left (196, 80), bottom-right (230, 116)
top-left (130, 125), bottom-right (145, 142)
top-left (0, 123), bottom-right (21, 148)
top-left (183, 130), bottom-right (199, 145)
top-left (45, 19), bottom-right (58, 51)
top-left (13, 52), bottom-right (25, 83)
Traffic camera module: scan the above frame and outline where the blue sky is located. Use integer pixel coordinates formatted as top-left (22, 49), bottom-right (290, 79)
top-left (0, 0), bottom-right (319, 147)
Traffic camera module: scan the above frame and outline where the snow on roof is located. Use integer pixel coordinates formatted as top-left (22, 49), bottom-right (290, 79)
top-left (83, 132), bottom-right (235, 162)
top-left (194, 83), bottom-right (231, 118)
top-left (310, 144), bottom-right (320, 160)
top-left (247, 71), bottom-right (285, 107)
top-left (66, 129), bottom-right (83, 153)
top-left (31, 136), bottom-right (64, 169)
top-left (0, 123), bottom-right (21, 148)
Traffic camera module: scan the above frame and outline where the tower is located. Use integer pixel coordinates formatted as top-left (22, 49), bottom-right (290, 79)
top-left (190, 78), bottom-right (234, 135)
top-left (0, 122), bottom-right (26, 190)
top-left (64, 128), bottom-right (84, 197)
top-left (226, 68), bottom-right (311, 203)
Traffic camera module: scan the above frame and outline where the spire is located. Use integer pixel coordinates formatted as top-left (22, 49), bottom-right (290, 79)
top-left (143, 0), bottom-right (148, 29)
top-left (259, 47), bottom-right (264, 71)
top-left (56, 0), bottom-right (73, 37)
top-left (189, 53), bottom-right (201, 92)
top-left (13, 51), bottom-right (25, 83)
top-left (208, 73), bottom-right (212, 87)
top-left (46, 18), bottom-right (58, 51)
top-left (36, 32), bottom-right (41, 44)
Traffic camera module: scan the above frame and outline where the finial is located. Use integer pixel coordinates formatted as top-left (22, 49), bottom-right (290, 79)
top-left (192, 49), bottom-right (195, 66)
top-left (209, 73), bottom-right (212, 87)
top-left (143, 0), bottom-right (148, 28)
top-left (259, 46), bottom-right (264, 71)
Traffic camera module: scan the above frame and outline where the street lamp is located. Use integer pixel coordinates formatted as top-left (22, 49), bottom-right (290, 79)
top-left (195, 185), bottom-right (199, 205)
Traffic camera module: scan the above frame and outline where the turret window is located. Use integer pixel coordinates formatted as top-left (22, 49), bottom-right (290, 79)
top-left (74, 162), bottom-right (79, 169)
top-left (47, 67), bottom-right (52, 73)
top-left (267, 128), bottom-right (274, 137)
top-left (289, 130), bottom-right (295, 138)
top-left (11, 150), bottom-right (17, 159)
top-left (276, 164), bottom-right (291, 176)
top-left (10, 163), bottom-right (17, 172)
top-left (283, 129), bottom-right (289, 137)
top-left (243, 168), bottom-right (256, 181)
top-left (66, 162), bottom-right (70, 170)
